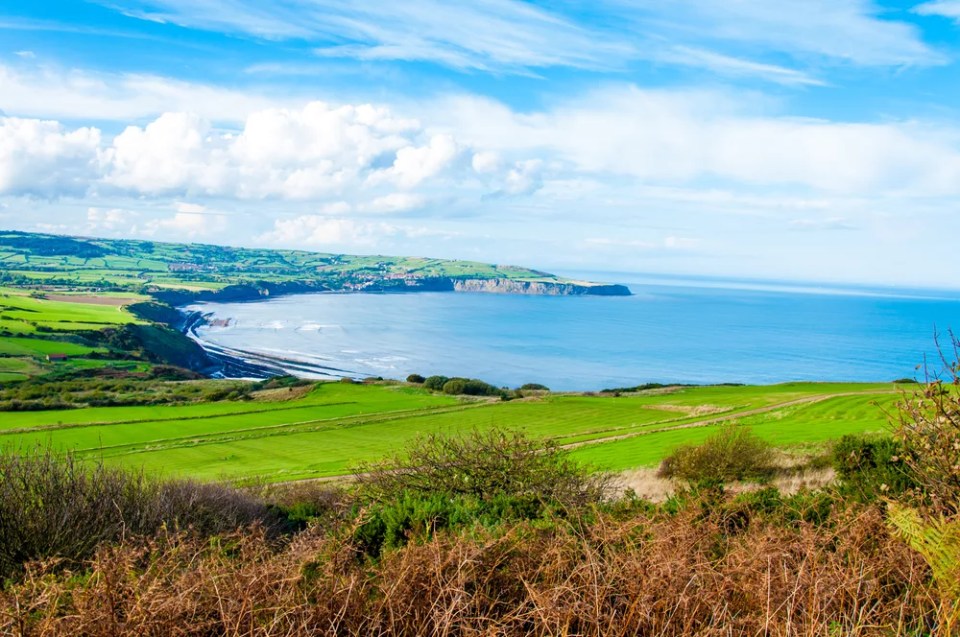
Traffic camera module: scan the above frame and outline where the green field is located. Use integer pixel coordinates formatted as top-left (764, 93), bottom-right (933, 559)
top-left (0, 289), bottom-right (144, 382)
top-left (0, 230), bottom-right (598, 296)
top-left (0, 288), bottom-right (143, 332)
top-left (0, 381), bottom-right (906, 482)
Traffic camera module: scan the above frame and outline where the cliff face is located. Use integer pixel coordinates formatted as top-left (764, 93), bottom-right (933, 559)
top-left (154, 277), bottom-right (629, 304)
top-left (452, 279), bottom-right (630, 296)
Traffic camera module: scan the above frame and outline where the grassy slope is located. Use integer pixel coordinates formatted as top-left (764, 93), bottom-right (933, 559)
top-left (0, 381), bottom-right (904, 482)
top-left (0, 288), bottom-right (145, 381)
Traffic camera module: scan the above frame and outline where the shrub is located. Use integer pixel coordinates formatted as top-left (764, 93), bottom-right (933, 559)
top-left (441, 377), bottom-right (467, 394)
top-left (356, 429), bottom-right (611, 509)
top-left (354, 490), bottom-right (547, 557)
top-left (441, 377), bottom-right (501, 397)
top-left (0, 448), bottom-right (285, 580)
top-left (519, 382), bottom-right (549, 391)
top-left (406, 373), bottom-right (425, 384)
top-left (894, 377), bottom-right (960, 515)
top-left (832, 434), bottom-right (916, 503)
top-left (422, 375), bottom-right (449, 391)
top-left (658, 425), bottom-right (774, 484)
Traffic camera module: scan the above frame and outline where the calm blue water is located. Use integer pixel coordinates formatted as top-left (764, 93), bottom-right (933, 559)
top-left (187, 276), bottom-right (960, 391)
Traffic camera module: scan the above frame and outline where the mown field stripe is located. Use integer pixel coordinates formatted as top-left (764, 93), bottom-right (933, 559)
top-left (563, 390), bottom-right (897, 451)
top-left (58, 401), bottom-right (499, 457)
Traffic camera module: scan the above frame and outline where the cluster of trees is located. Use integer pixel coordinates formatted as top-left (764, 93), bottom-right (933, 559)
top-left (406, 373), bottom-right (549, 398)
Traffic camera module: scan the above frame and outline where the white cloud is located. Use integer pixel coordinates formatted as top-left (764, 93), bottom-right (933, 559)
top-left (372, 134), bottom-right (459, 189)
top-left (363, 193), bottom-right (426, 213)
top-left (143, 209), bottom-right (227, 238)
top-left (585, 236), bottom-right (700, 251)
top-left (98, 0), bottom-right (939, 79)
top-left (98, 0), bottom-right (632, 73)
top-left (501, 159), bottom-right (543, 196)
top-left (258, 215), bottom-right (394, 247)
top-left (0, 117), bottom-right (101, 196)
top-left (103, 113), bottom-right (215, 194)
top-left (471, 151), bottom-right (501, 174)
top-left (98, 104), bottom-right (465, 200)
top-left (0, 63), bottom-right (283, 122)
top-left (613, 0), bottom-right (941, 67)
top-left (176, 201), bottom-right (207, 214)
top-left (433, 87), bottom-right (960, 196)
top-left (789, 217), bottom-right (857, 231)
top-left (86, 206), bottom-right (137, 231)
top-left (257, 212), bottom-right (458, 248)
top-left (8, 86), bottom-right (960, 236)
top-left (914, 0), bottom-right (960, 21)
top-left (661, 47), bottom-right (825, 86)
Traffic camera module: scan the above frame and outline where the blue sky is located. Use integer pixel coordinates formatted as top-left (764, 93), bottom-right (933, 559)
top-left (2, 0), bottom-right (960, 287)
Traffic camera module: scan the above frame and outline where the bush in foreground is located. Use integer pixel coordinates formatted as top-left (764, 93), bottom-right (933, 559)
top-left (0, 449), bottom-right (285, 581)
top-left (658, 425), bottom-right (775, 484)
top-left (356, 428), bottom-right (610, 507)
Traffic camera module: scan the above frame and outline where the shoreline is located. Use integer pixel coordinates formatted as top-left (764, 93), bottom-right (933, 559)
top-left (181, 308), bottom-right (365, 380)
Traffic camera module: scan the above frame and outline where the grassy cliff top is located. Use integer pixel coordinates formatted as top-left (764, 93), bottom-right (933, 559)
top-left (0, 230), bottom-right (574, 293)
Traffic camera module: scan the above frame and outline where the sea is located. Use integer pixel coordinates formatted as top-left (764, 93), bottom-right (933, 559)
top-left (184, 273), bottom-right (960, 391)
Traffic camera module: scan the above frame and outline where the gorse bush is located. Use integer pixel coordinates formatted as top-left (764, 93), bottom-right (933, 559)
top-left (353, 490), bottom-right (551, 557)
top-left (832, 434), bottom-right (916, 503)
top-left (658, 425), bottom-right (774, 484)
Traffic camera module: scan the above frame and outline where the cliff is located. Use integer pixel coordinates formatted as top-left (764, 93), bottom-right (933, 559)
top-left (452, 279), bottom-right (630, 296)
top-left (151, 277), bottom-right (629, 306)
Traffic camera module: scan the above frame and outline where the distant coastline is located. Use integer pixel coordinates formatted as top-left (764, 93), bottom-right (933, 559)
top-left (153, 276), bottom-right (630, 309)
top-left (175, 275), bottom-right (631, 380)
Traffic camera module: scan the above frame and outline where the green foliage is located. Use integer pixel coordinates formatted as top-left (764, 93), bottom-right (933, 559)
top-left (602, 382), bottom-right (677, 393)
top-left (831, 434), bottom-right (916, 503)
top-left (250, 375), bottom-right (312, 391)
top-left (352, 428), bottom-right (606, 556)
top-left (519, 382), bottom-right (549, 391)
top-left (357, 429), bottom-right (610, 511)
top-left (353, 490), bottom-right (549, 557)
top-left (893, 378), bottom-right (960, 515)
top-left (725, 488), bottom-right (836, 528)
top-left (441, 377), bottom-right (502, 397)
top-left (405, 373), bottom-right (425, 384)
top-left (422, 375), bottom-right (449, 391)
top-left (887, 503), bottom-right (960, 631)
top-left (658, 425), bottom-right (774, 484)
top-left (0, 371), bottom-right (252, 411)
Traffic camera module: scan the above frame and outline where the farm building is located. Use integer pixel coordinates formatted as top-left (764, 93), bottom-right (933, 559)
top-left (46, 353), bottom-right (68, 362)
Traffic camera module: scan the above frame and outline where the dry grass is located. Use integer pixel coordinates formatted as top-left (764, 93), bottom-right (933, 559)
top-left (0, 500), bottom-right (939, 636)
top-left (618, 466), bottom-right (837, 502)
top-left (616, 468), bottom-right (677, 501)
top-left (645, 403), bottom-right (730, 416)
top-left (249, 384), bottom-right (314, 402)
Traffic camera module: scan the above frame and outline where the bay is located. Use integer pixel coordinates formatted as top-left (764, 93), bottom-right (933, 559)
top-left (185, 275), bottom-right (960, 391)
